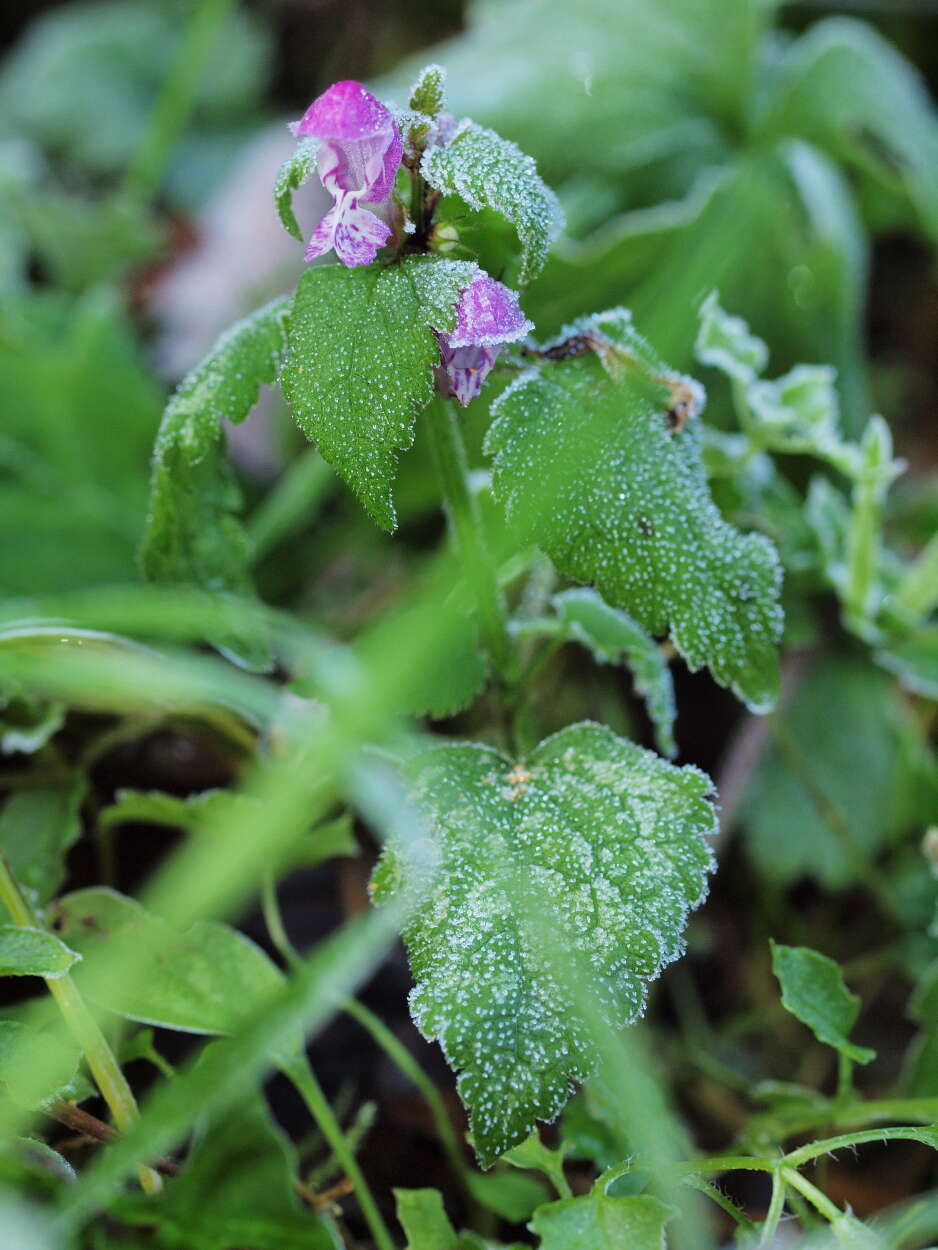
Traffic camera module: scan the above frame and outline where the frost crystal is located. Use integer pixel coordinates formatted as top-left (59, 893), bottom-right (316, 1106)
top-left (371, 722), bottom-right (716, 1166)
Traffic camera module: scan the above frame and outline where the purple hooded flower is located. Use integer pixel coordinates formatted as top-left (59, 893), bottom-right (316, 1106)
top-left (436, 273), bottom-right (532, 406)
top-left (290, 80), bottom-right (403, 267)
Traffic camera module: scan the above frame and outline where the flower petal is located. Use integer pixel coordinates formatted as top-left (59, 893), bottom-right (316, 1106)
top-left (332, 203), bottom-right (392, 267)
top-left (446, 273), bottom-right (532, 349)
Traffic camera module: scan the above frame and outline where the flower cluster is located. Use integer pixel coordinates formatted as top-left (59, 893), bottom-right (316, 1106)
top-left (290, 79), bottom-right (530, 404)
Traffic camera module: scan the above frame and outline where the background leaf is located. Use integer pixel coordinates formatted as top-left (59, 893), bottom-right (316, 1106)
top-left (0, 773), bottom-right (86, 912)
top-left (52, 888), bottom-right (284, 1036)
top-left (529, 1188), bottom-right (674, 1249)
top-left (770, 941), bottom-right (875, 1064)
top-left (0, 927), bottom-right (78, 979)
top-left (552, 588), bottom-right (677, 758)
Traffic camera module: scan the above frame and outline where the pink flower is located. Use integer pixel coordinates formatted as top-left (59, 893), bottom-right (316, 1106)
top-left (436, 273), bottom-right (532, 406)
top-left (290, 80), bottom-right (403, 267)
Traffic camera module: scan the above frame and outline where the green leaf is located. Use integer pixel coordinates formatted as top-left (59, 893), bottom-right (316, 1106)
top-left (770, 941), bottom-right (875, 1064)
top-left (530, 1188), bottom-right (674, 1249)
top-left (408, 64), bottom-right (447, 118)
top-left (502, 1132), bottom-right (570, 1200)
top-left (0, 687), bottom-right (64, 755)
top-left (51, 888), bottom-right (284, 1036)
top-left (876, 628), bottom-right (938, 702)
top-left (485, 313), bottom-right (783, 712)
top-left (274, 137), bottom-right (318, 241)
top-left (140, 296), bottom-right (292, 668)
top-left (763, 18), bottom-right (938, 242)
top-left (529, 147), bottom-right (870, 432)
top-left (283, 260), bottom-right (465, 531)
top-left (0, 925), bottom-right (78, 979)
top-left (407, 255), bottom-right (479, 333)
top-left (0, 773), bottom-right (86, 909)
top-left (467, 1168), bottom-right (551, 1224)
top-left (0, 288), bottom-right (163, 595)
top-left (395, 1188), bottom-right (458, 1250)
top-left (421, 122), bottom-right (563, 282)
top-left (741, 654), bottom-right (913, 887)
top-left (552, 588), bottom-right (676, 758)
top-left (0, 1020), bottom-right (80, 1110)
top-left (114, 1058), bottom-right (340, 1250)
top-left (695, 290), bottom-right (768, 383)
top-left (371, 722), bottom-right (715, 1166)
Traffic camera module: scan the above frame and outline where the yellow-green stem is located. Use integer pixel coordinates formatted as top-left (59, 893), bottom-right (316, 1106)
top-left (0, 855), bottom-right (161, 1194)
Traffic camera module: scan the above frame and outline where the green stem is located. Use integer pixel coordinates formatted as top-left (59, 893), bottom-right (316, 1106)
top-left (424, 398), bottom-right (515, 682)
top-left (783, 1125), bottom-right (938, 1170)
top-left (781, 1167), bottom-right (841, 1224)
top-left (120, 0), bottom-right (236, 202)
top-left (0, 855), bottom-right (161, 1195)
top-left (248, 448), bottom-right (334, 564)
top-left (285, 1058), bottom-right (395, 1250)
top-left (260, 874), bottom-right (297, 969)
top-left (835, 1052), bottom-right (853, 1102)
top-left (760, 1168), bottom-right (786, 1245)
top-left (343, 997), bottom-right (468, 1185)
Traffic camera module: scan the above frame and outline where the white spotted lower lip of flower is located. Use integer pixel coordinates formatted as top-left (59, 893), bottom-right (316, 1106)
top-left (290, 79), bottom-right (403, 268)
top-left (436, 272), bottom-right (533, 407)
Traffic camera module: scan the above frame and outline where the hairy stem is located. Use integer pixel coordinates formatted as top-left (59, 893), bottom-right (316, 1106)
top-left (0, 855), bottom-right (161, 1194)
top-left (424, 397), bottom-right (516, 682)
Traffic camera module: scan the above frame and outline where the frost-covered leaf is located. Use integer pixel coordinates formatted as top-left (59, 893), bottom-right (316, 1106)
top-left (283, 260), bottom-right (464, 530)
top-left (695, 291), bottom-right (768, 384)
top-left (140, 296), bottom-right (291, 668)
top-left (52, 888), bottom-right (284, 1036)
top-left (0, 1020), bottom-right (80, 1111)
top-left (876, 628), bottom-right (938, 702)
top-left (771, 941), bottom-right (875, 1064)
top-left (530, 1188), bottom-right (674, 1250)
top-left (742, 654), bottom-right (914, 887)
top-left (552, 588), bottom-right (676, 758)
top-left (407, 255), bottom-right (478, 332)
top-left (0, 774), bottom-right (86, 912)
top-left (748, 365), bottom-right (841, 447)
top-left (421, 122), bottom-right (563, 283)
top-left (409, 64), bottom-right (447, 119)
top-left (0, 926), bottom-right (79, 979)
top-left (372, 722), bottom-right (715, 1166)
top-left (274, 137), bottom-right (318, 241)
top-left (485, 314), bottom-right (783, 712)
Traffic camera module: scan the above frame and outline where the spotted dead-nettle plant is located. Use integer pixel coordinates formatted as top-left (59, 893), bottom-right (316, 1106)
top-left (142, 65), bottom-right (783, 1166)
